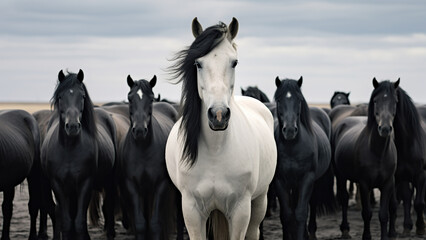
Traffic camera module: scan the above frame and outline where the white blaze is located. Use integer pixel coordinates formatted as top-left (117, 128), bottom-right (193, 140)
top-left (137, 89), bottom-right (143, 99)
top-left (286, 91), bottom-right (292, 98)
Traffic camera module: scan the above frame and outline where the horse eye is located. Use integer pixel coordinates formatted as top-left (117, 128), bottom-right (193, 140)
top-left (194, 61), bottom-right (202, 69)
top-left (232, 60), bottom-right (238, 68)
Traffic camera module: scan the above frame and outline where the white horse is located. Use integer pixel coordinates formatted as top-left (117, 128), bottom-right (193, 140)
top-left (166, 17), bottom-right (277, 239)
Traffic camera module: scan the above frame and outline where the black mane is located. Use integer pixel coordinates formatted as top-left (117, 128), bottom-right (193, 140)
top-left (130, 80), bottom-right (154, 97)
top-left (274, 79), bottom-right (313, 134)
top-left (51, 71), bottom-right (97, 137)
top-left (394, 87), bottom-right (424, 147)
top-left (168, 22), bottom-right (229, 167)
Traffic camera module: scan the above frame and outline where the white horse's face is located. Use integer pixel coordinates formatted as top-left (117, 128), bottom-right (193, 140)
top-left (195, 38), bottom-right (238, 131)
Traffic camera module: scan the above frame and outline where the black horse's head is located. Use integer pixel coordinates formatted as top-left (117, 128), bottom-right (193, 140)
top-left (369, 78), bottom-right (400, 137)
top-left (127, 75), bottom-right (156, 141)
top-left (330, 91), bottom-right (350, 108)
top-left (274, 76), bottom-right (312, 140)
top-left (53, 69), bottom-right (94, 137)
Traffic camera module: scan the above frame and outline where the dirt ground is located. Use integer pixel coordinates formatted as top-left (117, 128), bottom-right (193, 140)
top-left (0, 184), bottom-right (425, 240)
top-left (1, 103), bottom-right (425, 239)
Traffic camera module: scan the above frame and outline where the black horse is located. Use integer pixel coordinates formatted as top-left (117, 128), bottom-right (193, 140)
top-left (330, 91), bottom-right (351, 109)
top-left (0, 110), bottom-right (40, 240)
top-left (392, 86), bottom-right (426, 236)
top-left (118, 75), bottom-right (182, 240)
top-left (273, 76), bottom-right (335, 240)
top-left (241, 86), bottom-right (270, 103)
top-left (41, 70), bottom-right (117, 240)
top-left (333, 78), bottom-right (399, 240)
top-left (29, 109), bottom-right (58, 240)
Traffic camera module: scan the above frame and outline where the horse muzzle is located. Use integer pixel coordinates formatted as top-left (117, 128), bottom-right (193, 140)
top-left (378, 124), bottom-right (393, 137)
top-left (132, 125), bottom-right (148, 140)
top-left (208, 107), bottom-right (230, 131)
top-left (282, 125), bottom-right (298, 140)
top-left (65, 122), bottom-right (81, 136)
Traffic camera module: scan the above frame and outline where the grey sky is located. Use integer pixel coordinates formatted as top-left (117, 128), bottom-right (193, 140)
top-left (1, 0), bottom-right (425, 104)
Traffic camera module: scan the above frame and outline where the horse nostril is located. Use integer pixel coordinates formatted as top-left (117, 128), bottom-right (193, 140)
top-left (223, 108), bottom-right (231, 120)
top-left (208, 108), bottom-right (215, 120)
top-left (378, 125), bottom-right (382, 131)
top-left (294, 126), bottom-right (298, 133)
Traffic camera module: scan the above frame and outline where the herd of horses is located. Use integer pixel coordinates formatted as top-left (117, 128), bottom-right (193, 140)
top-left (1, 17), bottom-right (426, 240)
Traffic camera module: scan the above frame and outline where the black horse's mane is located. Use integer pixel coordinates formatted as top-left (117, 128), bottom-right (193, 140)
top-left (51, 71), bottom-right (97, 137)
top-left (274, 79), bottom-right (313, 134)
top-left (130, 80), bottom-right (154, 97)
top-left (168, 22), bottom-right (229, 167)
top-left (394, 87), bottom-right (424, 147)
top-left (366, 81), bottom-right (396, 129)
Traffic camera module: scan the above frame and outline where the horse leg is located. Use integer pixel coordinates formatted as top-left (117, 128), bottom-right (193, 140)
top-left (275, 179), bottom-right (293, 240)
top-left (413, 171), bottom-right (426, 236)
top-left (43, 180), bottom-right (59, 240)
top-left (1, 187), bottom-right (15, 240)
top-left (388, 189), bottom-right (398, 239)
top-left (308, 197), bottom-right (317, 240)
top-left (336, 174), bottom-right (350, 238)
top-left (102, 175), bottom-right (116, 239)
top-left (27, 173), bottom-right (40, 240)
top-left (51, 182), bottom-right (73, 240)
top-left (124, 179), bottom-right (147, 239)
top-left (358, 183), bottom-right (373, 240)
top-left (378, 180), bottom-right (395, 240)
top-left (246, 192), bottom-right (268, 240)
top-left (74, 179), bottom-right (93, 240)
top-left (295, 174), bottom-right (315, 240)
top-left (175, 189), bottom-right (184, 240)
top-left (150, 180), bottom-right (169, 240)
top-left (181, 192), bottom-right (208, 240)
top-left (228, 196), bottom-right (251, 240)
top-left (397, 181), bottom-right (413, 236)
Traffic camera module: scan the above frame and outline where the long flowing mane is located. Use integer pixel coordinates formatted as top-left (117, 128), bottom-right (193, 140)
top-left (366, 81), bottom-right (395, 129)
top-left (274, 79), bottom-right (313, 134)
top-left (51, 71), bottom-right (97, 137)
top-left (168, 22), bottom-right (230, 166)
top-left (394, 87), bottom-right (424, 148)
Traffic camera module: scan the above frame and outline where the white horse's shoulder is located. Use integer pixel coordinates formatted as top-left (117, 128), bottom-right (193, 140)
top-left (234, 96), bottom-right (274, 129)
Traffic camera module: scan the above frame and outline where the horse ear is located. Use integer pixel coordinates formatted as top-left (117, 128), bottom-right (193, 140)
top-left (275, 76), bottom-right (281, 88)
top-left (127, 75), bottom-right (134, 88)
top-left (77, 69), bottom-right (84, 83)
top-left (192, 17), bottom-right (203, 38)
top-left (372, 77), bottom-right (379, 89)
top-left (297, 76), bottom-right (303, 87)
top-left (394, 78), bottom-right (400, 89)
top-left (241, 87), bottom-right (245, 95)
top-left (58, 70), bottom-right (65, 82)
top-left (150, 75), bottom-right (157, 88)
top-left (156, 93), bottom-right (161, 101)
top-left (346, 92), bottom-right (351, 97)
top-left (228, 17), bottom-right (239, 40)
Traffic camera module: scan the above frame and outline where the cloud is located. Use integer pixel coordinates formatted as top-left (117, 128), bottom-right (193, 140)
top-left (0, 0), bottom-right (425, 103)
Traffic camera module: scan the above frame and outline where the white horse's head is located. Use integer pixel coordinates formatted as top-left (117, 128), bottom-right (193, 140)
top-left (192, 17), bottom-right (239, 131)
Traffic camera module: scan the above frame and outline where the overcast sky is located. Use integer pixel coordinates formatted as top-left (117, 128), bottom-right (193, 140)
top-left (1, 0), bottom-right (425, 104)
